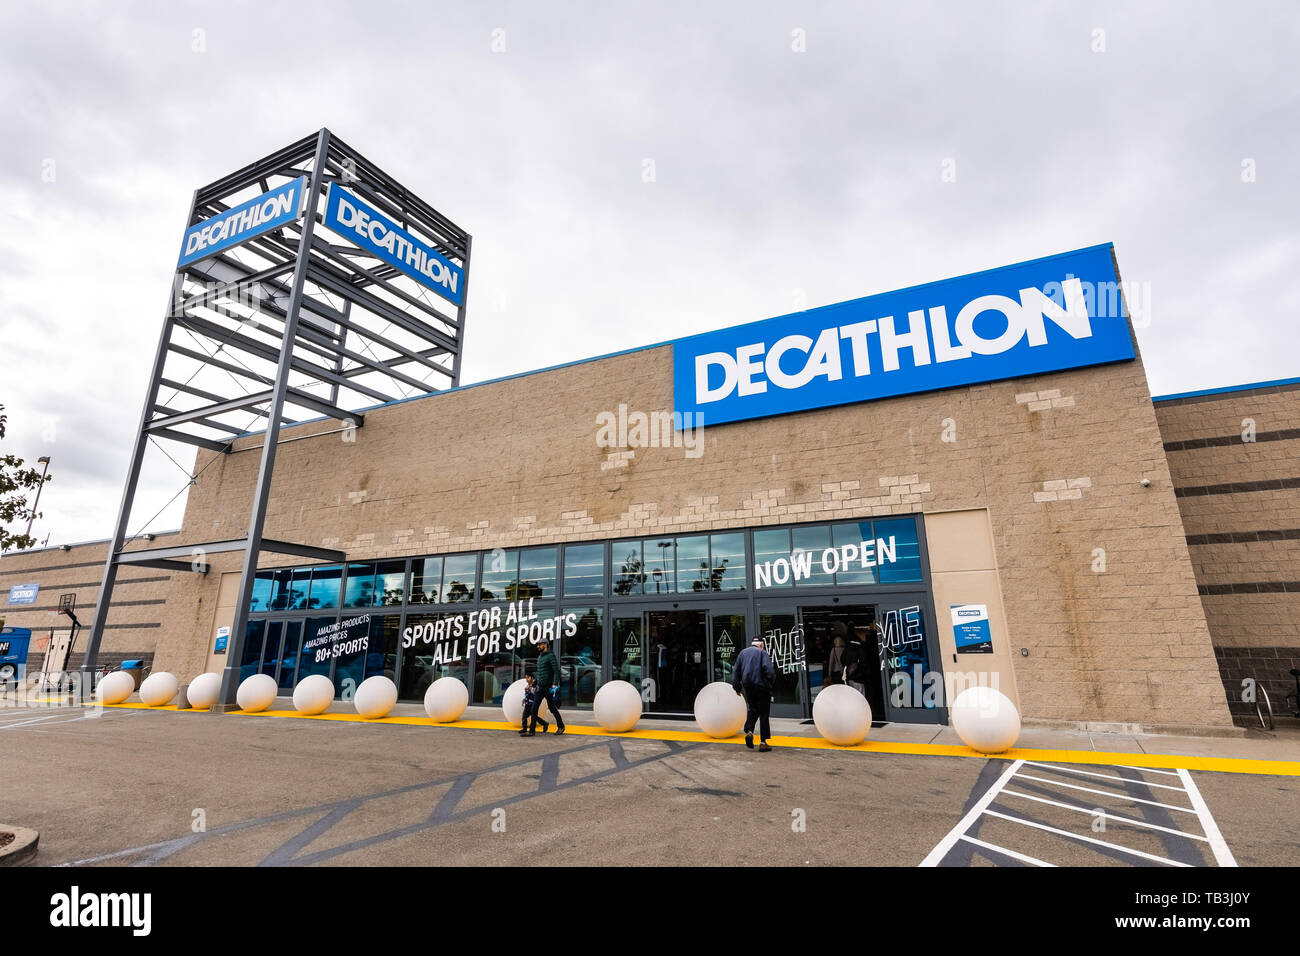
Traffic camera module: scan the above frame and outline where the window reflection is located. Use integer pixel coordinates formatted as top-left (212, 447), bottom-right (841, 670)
top-left (343, 563), bottom-right (376, 608)
top-left (612, 540), bottom-right (645, 595)
top-left (752, 529), bottom-right (792, 589)
top-left (443, 554), bottom-right (478, 603)
top-left (563, 543), bottom-right (604, 597)
top-left (709, 533), bottom-right (746, 591)
top-left (479, 550), bottom-right (518, 602)
top-left (409, 557), bottom-right (442, 604)
top-left (374, 561), bottom-right (406, 606)
top-left (365, 616), bottom-right (401, 682)
top-left (646, 540), bottom-right (675, 594)
top-left (308, 565), bottom-right (342, 608)
top-left (399, 613), bottom-right (469, 700)
top-left (517, 547), bottom-right (556, 600)
top-left (241, 620), bottom-right (265, 683)
top-left (791, 526), bottom-right (834, 587)
top-left (298, 617), bottom-right (336, 683)
top-left (561, 607), bottom-right (602, 707)
top-left (874, 517), bottom-right (924, 583)
top-left (674, 535), bottom-right (709, 593)
top-left (832, 521), bottom-right (877, 586)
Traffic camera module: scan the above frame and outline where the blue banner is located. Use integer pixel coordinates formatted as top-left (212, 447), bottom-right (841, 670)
top-left (672, 244), bottom-right (1134, 426)
top-left (177, 177), bottom-right (306, 268)
top-left (323, 184), bottom-right (464, 305)
top-left (6, 583), bottom-right (39, 605)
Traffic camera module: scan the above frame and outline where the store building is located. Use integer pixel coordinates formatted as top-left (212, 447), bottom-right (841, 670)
top-left (8, 238), bottom-right (1293, 731)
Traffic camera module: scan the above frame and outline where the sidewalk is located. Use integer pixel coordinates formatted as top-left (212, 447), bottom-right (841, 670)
top-left (153, 697), bottom-right (1300, 775)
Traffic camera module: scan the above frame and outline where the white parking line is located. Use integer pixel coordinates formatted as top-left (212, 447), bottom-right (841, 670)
top-left (920, 759), bottom-right (1024, 866)
top-left (1000, 788), bottom-right (1210, 841)
top-left (1179, 769), bottom-right (1237, 867)
top-left (981, 810), bottom-right (1191, 866)
top-left (922, 759), bottom-right (1236, 867)
top-left (1012, 772), bottom-right (1198, 813)
top-left (957, 834), bottom-right (1055, 867)
top-left (1020, 761), bottom-right (1191, 792)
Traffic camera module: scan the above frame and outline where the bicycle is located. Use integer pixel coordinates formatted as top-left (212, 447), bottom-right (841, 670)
top-left (1246, 676), bottom-right (1274, 730)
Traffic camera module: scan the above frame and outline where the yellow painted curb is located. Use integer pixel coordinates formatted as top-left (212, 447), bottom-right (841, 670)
top-left (93, 701), bottom-right (1300, 777)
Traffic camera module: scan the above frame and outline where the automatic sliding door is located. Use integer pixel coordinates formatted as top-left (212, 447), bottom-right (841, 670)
top-left (756, 603), bottom-right (806, 718)
top-left (645, 610), bottom-right (707, 714)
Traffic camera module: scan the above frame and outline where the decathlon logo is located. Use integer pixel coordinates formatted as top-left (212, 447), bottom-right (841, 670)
top-left (177, 177), bottom-right (306, 268)
top-left (49, 886), bottom-right (151, 936)
top-left (672, 244), bottom-right (1136, 426)
top-left (323, 184), bottom-right (464, 305)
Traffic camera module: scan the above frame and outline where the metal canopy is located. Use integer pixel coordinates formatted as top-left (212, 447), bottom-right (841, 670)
top-left (83, 129), bottom-right (472, 708)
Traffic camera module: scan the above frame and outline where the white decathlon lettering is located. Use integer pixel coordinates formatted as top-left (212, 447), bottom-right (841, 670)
top-left (691, 277), bottom-right (1096, 405)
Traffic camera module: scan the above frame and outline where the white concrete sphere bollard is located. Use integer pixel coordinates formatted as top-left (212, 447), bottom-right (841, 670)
top-left (424, 676), bottom-right (469, 722)
top-left (97, 670), bottom-right (136, 705)
top-left (139, 671), bottom-right (179, 707)
top-left (186, 672), bottom-right (222, 709)
top-left (502, 679), bottom-right (549, 728)
top-left (293, 674), bottom-right (335, 715)
top-left (354, 675), bottom-right (398, 719)
top-left (593, 679), bottom-right (642, 733)
top-left (813, 683), bottom-right (873, 746)
top-left (236, 673), bottom-right (278, 713)
top-left (951, 685), bottom-right (1021, 754)
top-left (693, 681), bottom-right (747, 739)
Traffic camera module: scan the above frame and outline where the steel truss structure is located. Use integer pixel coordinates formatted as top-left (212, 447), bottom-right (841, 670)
top-left (84, 129), bottom-right (472, 706)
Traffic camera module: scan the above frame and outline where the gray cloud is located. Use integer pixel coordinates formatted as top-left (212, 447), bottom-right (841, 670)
top-left (1, 0), bottom-right (1297, 545)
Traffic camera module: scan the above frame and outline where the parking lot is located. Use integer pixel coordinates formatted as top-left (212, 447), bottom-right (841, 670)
top-left (2, 703), bottom-right (1298, 867)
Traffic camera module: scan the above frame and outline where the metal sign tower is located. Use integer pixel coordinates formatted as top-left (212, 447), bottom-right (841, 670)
top-left (84, 129), bottom-right (472, 706)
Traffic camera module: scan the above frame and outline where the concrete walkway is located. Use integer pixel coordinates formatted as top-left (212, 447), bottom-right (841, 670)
top-left (106, 695), bottom-right (1300, 775)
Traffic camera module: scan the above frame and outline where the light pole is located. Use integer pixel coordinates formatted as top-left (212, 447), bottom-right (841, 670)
top-left (25, 456), bottom-right (51, 540)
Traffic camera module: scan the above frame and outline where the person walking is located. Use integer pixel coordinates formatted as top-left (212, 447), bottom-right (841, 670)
top-left (518, 674), bottom-right (548, 736)
top-left (731, 636), bottom-right (776, 752)
top-left (844, 625), bottom-right (867, 698)
top-left (530, 639), bottom-right (566, 736)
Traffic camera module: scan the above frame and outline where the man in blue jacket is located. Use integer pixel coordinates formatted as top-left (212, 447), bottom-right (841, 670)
top-left (731, 636), bottom-right (776, 752)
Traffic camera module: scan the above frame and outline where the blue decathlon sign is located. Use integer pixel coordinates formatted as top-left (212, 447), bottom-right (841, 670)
top-left (6, 582), bottom-right (39, 605)
top-left (672, 244), bottom-right (1135, 426)
top-left (177, 176), bottom-right (307, 269)
top-left (323, 184), bottom-right (464, 305)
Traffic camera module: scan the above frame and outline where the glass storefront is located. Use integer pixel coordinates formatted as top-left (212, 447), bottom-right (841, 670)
top-left (241, 514), bottom-right (943, 723)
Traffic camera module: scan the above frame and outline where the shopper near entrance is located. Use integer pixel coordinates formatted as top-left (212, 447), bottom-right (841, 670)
top-left (519, 674), bottom-right (549, 736)
top-left (531, 640), bottom-right (566, 736)
top-left (732, 636), bottom-right (776, 751)
top-left (843, 622), bottom-right (867, 697)
top-left (826, 635), bottom-right (847, 686)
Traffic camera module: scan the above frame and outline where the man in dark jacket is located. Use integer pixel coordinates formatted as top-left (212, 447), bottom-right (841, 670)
top-left (529, 640), bottom-right (566, 736)
top-left (731, 637), bottom-right (776, 752)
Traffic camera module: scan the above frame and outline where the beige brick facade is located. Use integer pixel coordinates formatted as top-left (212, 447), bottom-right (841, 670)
top-left (0, 533), bottom-right (177, 670)
top-left (105, 341), bottom-right (1225, 728)
top-left (7, 344), bottom-right (1259, 730)
top-left (1154, 381), bottom-right (1300, 724)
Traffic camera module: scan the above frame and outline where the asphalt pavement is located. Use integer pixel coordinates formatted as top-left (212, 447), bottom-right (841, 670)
top-left (2, 700), bottom-right (1297, 867)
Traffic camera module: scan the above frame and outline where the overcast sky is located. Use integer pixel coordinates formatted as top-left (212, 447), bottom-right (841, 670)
top-left (1, 0), bottom-right (1297, 549)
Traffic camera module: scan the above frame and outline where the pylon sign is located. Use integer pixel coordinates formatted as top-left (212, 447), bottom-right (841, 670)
top-left (176, 176), bottom-right (307, 268)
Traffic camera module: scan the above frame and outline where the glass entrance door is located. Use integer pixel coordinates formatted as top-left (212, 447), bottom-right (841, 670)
top-left (755, 603), bottom-right (807, 719)
top-left (877, 598), bottom-right (945, 724)
top-left (644, 609), bottom-right (708, 714)
top-left (798, 604), bottom-right (885, 723)
top-left (708, 607), bottom-right (747, 688)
